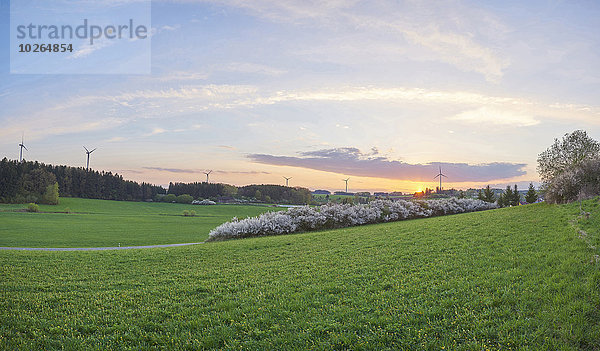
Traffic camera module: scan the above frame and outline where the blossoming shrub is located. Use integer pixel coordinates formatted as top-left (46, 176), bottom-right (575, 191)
top-left (207, 198), bottom-right (496, 241)
top-left (544, 158), bottom-right (600, 204)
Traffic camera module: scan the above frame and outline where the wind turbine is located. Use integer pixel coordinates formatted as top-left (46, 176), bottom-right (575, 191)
top-left (18, 133), bottom-right (28, 162)
top-left (84, 146), bottom-right (96, 171)
top-left (203, 170), bottom-right (212, 183)
top-left (283, 176), bottom-right (292, 187)
top-left (434, 166), bottom-right (447, 193)
top-left (343, 178), bottom-right (350, 193)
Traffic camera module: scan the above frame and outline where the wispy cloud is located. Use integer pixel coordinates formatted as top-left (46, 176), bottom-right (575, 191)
top-left (2, 84), bottom-right (599, 142)
top-left (214, 170), bottom-right (271, 175)
top-left (449, 107), bottom-right (540, 127)
top-left (143, 167), bottom-right (198, 173)
top-left (142, 167), bottom-right (270, 175)
top-left (69, 39), bottom-right (115, 59)
top-left (248, 147), bottom-right (527, 182)
top-left (146, 128), bottom-right (168, 136)
top-left (203, 0), bottom-right (509, 81)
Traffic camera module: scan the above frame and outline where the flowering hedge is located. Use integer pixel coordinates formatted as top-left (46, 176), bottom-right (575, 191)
top-left (207, 198), bottom-right (496, 241)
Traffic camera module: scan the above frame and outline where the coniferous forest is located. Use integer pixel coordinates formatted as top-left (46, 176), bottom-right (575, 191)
top-left (0, 158), bottom-right (165, 203)
top-left (0, 158), bottom-right (314, 205)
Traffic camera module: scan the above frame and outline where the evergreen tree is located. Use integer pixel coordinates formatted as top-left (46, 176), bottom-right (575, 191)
top-left (511, 184), bottom-right (520, 206)
top-left (497, 193), bottom-right (506, 207)
top-left (503, 185), bottom-right (513, 207)
top-left (525, 183), bottom-right (538, 204)
top-left (477, 189), bottom-right (484, 201)
top-left (483, 185), bottom-right (496, 203)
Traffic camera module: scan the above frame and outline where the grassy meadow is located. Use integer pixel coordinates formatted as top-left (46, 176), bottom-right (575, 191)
top-left (1, 200), bottom-right (599, 349)
top-left (0, 198), bottom-right (276, 247)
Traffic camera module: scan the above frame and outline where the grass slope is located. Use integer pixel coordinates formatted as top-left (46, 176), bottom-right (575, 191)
top-left (1, 202), bottom-right (599, 350)
top-left (0, 198), bottom-right (275, 247)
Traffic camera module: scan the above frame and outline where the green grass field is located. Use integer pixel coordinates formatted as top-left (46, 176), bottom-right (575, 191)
top-left (1, 200), bottom-right (599, 349)
top-left (0, 198), bottom-right (276, 247)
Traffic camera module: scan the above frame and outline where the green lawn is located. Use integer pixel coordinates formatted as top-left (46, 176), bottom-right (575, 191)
top-left (0, 198), bottom-right (276, 247)
top-left (1, 201), bottom-right (598, 349)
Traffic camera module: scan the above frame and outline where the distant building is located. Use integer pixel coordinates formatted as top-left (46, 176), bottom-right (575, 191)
top-left (374, 192), bottom-right (389, 197)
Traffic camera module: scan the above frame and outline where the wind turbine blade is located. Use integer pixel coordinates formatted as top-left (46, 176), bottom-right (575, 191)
top-left (83, 146), bottom-right (89, 152)
top-left (442, 174), bottom-right (448, 178)
top-left (90, 148), bottom-right (97, 153)
top-left (23, 145), bottom-right (28, 151)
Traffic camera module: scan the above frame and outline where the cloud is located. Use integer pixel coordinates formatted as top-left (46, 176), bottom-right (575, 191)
top-left (449, 107), bottom-right (540, 127)
top-left (200, 0), bottom-right (509, 81)
top-left (143, 167), bottom-right (198, 173)
top-left (214, 170), bottom-right (271, 175)
top-left (248, 147), bottom-right (527, 182)
top-left (69, 38), bottom-right (115, 59)
top-left (161, 25), bottom-right (180, 31)
top-left (146, 128), bottom-right (167, 136)
top-left (217, 62), bottom-right (287, 76)
top-left (142, 167), bottom-right (270, 175)
top-left (2, 83), bottom-right (599, 142)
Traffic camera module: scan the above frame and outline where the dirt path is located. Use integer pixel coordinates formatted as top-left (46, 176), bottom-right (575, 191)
top-left (0, 242), bottom-right (204, 251)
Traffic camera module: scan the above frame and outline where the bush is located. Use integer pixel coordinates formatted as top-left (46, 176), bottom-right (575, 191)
top-left (26, 203), bottom-right (39, 212)
top-left (163, 194), bottom-right (177, 203)
top-left (176, 194), bottom-right (194, 204)
top-left (207, 198), bottom-right (496, 241)
top-left (537, 130), bottom-right (600, 183)
top-left (182, 210), bottom-right (189, 216)
top-left (538, 130), bottom-right (600, 203)
top-left (64, 207), bottom-right (72, 214)
top-left (189, 210), bottom-right (196, 217)
top-left (544, 158), bottom-right (600, 204)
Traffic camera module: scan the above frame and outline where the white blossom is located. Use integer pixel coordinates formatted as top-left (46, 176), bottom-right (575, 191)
top-left (207, 198), bottom-right (497, 241)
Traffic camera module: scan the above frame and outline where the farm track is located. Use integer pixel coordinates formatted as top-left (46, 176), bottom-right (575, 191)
top-left (0, 242), bottom-right (204, 251)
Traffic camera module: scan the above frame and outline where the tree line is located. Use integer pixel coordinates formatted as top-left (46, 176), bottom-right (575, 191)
top-left (237, 184), bottom-right (312, 205)
top-left (0, 158), bottom-right (165, 203)
top-left (165, 183), bottom-right (313, 205)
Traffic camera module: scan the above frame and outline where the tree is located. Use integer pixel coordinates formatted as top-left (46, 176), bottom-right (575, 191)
top-left (483, 185), bottom-right (496, 203)
top-left (503, 185), bottom-right (513, 207)
top-left (538, 131), bottom-right (600, 203)
top-left (477, 189), bottom-right (484, 201)
top-left (458, 190), bottom-right (465, 199)
top-left (176, 194), bottom-right (193, 204)
top-left (511, 184), bottom-right (520, 206)
top-left (525, 183), bottom-right (537, 204)
top-left (537, 130), bottom-right (600, 183)
top-left (163, 194), bottom-right (177, 202)
top-left (497, 193), bottom-right (506, 207)
top-left (22, 168), bottom-right (57, 199)
top-left (42, 182), bottom-right (59, 205)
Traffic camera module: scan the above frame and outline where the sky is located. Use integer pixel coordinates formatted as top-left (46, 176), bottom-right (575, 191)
top-left (1, 0), bottom-right (599, 193)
